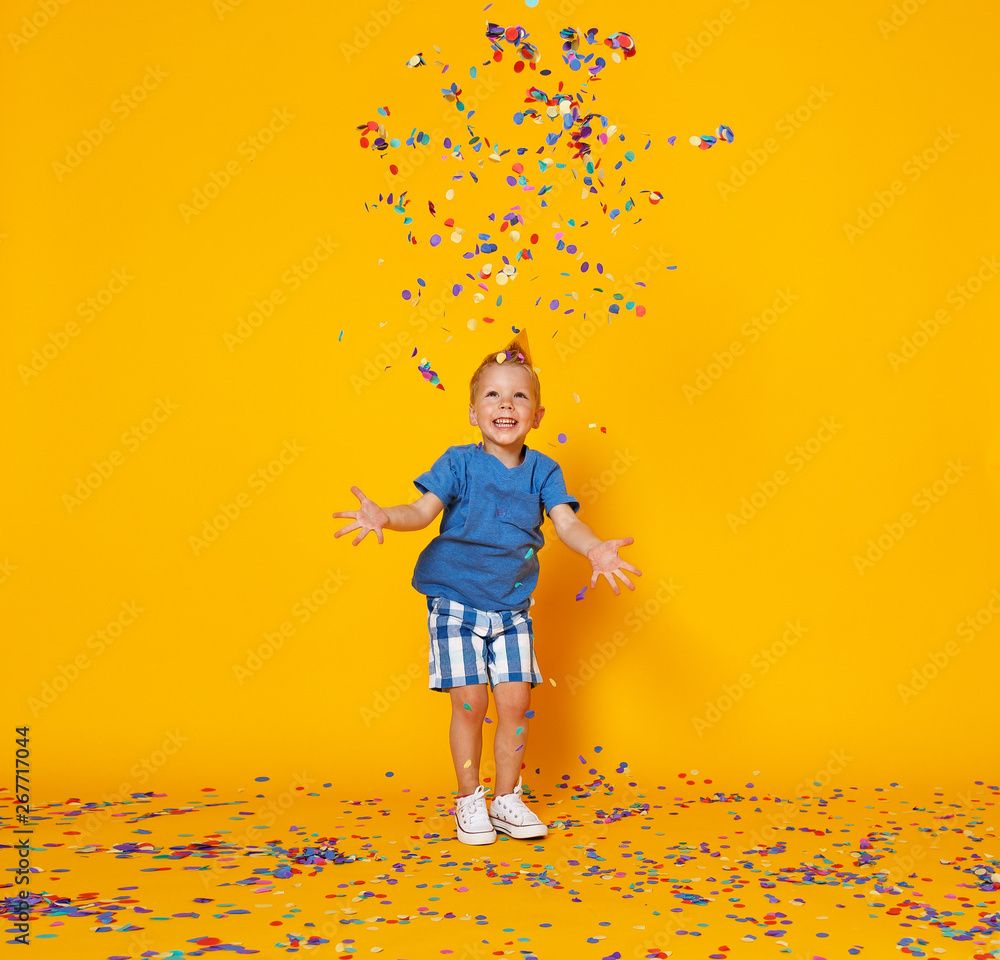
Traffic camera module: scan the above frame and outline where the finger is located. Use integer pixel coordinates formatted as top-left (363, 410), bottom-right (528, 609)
top-left (376, 526), bottom-right (384, 545)
top-left (331, 511), bottom-right (357, 520)
top-left (615, 536), bottom-right (635, 548)
top-left (620, 560), bottom-right (641, 574)
top-left (603, 571), bottom-right (620, 596)
top-left (616, 570), bottom-right (635, 591)
top-left (351, 528), bottom-right (369, 547)
top-left (590, 570), bottom-right (598, 590)
top-left (350, 485), bottom-right (366, 503)
top-left (334, 520), bottom-right (360, 538)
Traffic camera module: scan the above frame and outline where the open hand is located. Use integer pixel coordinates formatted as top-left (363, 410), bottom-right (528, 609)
top-left (587, 537), bottom-right (642, 595)
top-left (332, 486), bottom-right (390, 546)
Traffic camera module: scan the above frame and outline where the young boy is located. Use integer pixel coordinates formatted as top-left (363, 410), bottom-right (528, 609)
top-left (332, 332), bottom-right (640, 845)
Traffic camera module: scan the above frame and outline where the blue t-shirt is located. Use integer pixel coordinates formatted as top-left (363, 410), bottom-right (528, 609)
top-left (411, 443), bottom-right (580, 611)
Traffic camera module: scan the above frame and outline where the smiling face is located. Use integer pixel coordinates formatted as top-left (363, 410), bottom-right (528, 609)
top-left (469, 362), bottom-right (545, 457)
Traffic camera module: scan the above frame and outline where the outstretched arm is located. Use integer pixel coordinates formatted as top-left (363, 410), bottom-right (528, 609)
top-left (332, 486), bottom-right (444, 546)
top-left (549, 502), bottom-right (642, 595)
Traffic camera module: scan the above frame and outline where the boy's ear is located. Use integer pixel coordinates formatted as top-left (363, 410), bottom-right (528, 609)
top-left (469, 405), bottom-right (478, 426)
top-left (532, 405), bottom-right (545, 428)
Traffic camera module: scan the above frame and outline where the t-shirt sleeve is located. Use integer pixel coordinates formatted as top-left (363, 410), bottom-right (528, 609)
top-left (414, 447), bottom-right (462, 506)
top-left (540, 463), bottom-right (580, 516)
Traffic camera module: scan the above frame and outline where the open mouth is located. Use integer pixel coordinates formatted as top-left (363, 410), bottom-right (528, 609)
top-left (493, 418), bottom-right (517, 429)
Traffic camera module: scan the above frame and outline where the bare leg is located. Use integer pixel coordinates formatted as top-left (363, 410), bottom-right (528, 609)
top-left (448, 684), bottom-right (489, 796)
top-left (492, 680), bottom-right (531, 795)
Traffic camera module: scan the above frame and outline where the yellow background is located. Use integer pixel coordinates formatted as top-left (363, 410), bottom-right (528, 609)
top-left (2, 0), bottom-right (998, 800)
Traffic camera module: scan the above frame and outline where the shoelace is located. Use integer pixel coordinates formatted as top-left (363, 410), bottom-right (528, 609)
top-left (457, 787), bottom-right (489, 826)
top-left (495, 788), bottom-right (536, 824)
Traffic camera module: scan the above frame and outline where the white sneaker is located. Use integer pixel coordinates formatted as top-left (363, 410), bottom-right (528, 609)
top-left (489, 777), bottom-right (548, 839)
top-left (454, 785), bottom-right (497, 845)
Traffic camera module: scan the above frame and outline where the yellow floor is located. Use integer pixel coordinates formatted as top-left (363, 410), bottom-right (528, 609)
top-left (3, 772), bottom-right (998, 959)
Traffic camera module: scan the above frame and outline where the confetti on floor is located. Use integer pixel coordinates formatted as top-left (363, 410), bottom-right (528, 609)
top-left (3, 773), bottom-right (997, 957)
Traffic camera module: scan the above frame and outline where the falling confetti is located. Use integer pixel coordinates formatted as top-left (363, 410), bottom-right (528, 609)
top-left (417, 357), bottom-right (445, 390)
top-left (353, 21), bottom-right (735, 373)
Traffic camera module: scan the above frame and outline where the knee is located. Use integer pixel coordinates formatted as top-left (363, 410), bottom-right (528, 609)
top-left (453, 691), bottom-right (488, 723)
top-left (496, 691), bottom-right (531, 723)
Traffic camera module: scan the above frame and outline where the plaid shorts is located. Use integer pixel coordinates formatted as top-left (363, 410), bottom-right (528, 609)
top-left (426, 596), bottom-right (543, 690)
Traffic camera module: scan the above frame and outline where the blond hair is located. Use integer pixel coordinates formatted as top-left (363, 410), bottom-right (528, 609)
top-left (468, 330), bottom-right (540, 407)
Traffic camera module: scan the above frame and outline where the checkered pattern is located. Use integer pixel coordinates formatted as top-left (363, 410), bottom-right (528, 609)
top-left (426, 596), bottom-right (542, 690)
